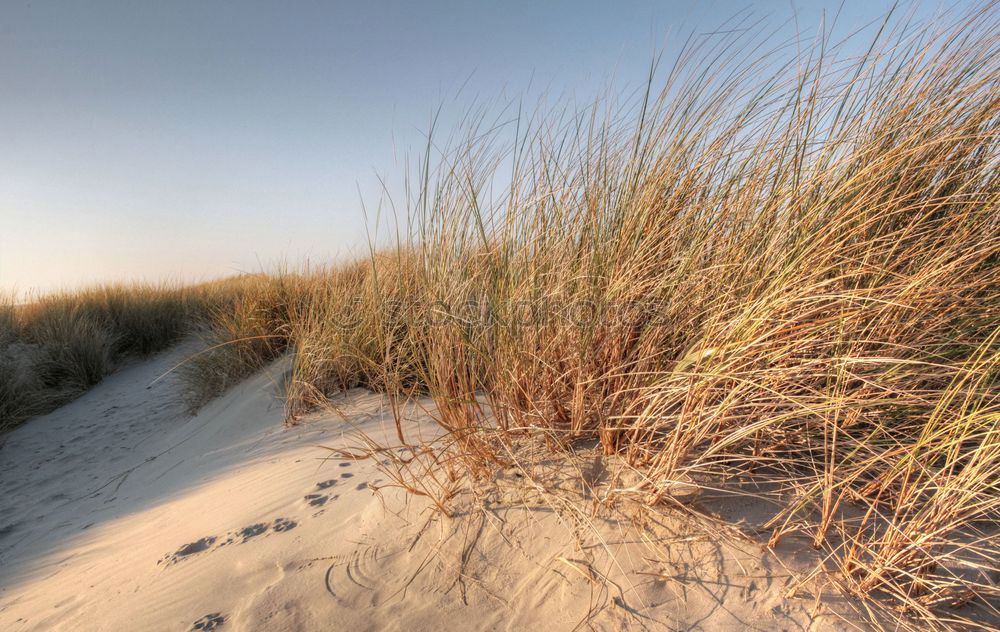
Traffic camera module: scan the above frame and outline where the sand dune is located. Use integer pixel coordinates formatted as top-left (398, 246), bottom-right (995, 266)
top-left (0, 343), bottom-right (866, 631)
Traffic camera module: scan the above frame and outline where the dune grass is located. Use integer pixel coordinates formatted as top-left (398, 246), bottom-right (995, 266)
top-left (4, 3), bottom-right (998, 627)
top-left (0, 274), bottom-right (307, 429)
top-left (176, 273), bottom-right (307, 411)
top-left (0, 281), bottom-right (248, 430)
top-left (225, 6), bottom-right (994, 626)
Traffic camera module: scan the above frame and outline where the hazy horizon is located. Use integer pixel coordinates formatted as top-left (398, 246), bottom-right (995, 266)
top-left (1, 0), bottom-right (952, 296)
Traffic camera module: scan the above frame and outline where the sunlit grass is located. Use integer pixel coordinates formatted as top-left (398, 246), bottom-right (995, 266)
top-left (255, 5), bottom-right (998, 626)
top-left (4, 4), bottom-right (998, 627)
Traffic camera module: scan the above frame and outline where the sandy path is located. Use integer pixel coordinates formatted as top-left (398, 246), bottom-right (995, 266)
top-left (0, 343), bottom-right (864, 631)
top-left (0, 343), bottom-right (401, 630)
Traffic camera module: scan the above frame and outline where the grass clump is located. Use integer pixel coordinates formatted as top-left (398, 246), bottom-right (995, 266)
top-left (31, 308), bottom-right (116, 390)
top-left (0, 351), bottom-right (47, 427)
top-left (178, 275), bottom-right (300, 411)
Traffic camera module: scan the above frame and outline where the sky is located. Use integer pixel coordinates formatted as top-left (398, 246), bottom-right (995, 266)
top-left (0, 0), bottom-right (958, 295)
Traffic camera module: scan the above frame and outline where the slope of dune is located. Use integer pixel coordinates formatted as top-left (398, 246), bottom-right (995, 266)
top-left (0, 342), bottom-right (868, 631)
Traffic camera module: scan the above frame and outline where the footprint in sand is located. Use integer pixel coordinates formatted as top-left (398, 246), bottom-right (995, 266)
top-left (304, 494), bottom-right (328, 507)
top-left (159, 536), bottom-right (217, 565)
top-left (191, 612), bottom-right (226, 630)
top-left (161, 518), bottom-right (297, 566)
top-left (316, 479), bottom-right (338, 490)
top-left (225, 523), bottom-right (268, 544)
top-left (221, 518), bottom-right (297, 544)
top-left (272, 517), bottom-right (297, 532)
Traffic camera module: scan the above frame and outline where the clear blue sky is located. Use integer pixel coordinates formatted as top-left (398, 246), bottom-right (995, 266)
top-left (0, 0), bottom-right (953, 294)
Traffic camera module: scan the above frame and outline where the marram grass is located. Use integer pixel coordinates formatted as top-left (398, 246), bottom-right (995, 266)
top-left (4, 4), bottom-right (999, 629)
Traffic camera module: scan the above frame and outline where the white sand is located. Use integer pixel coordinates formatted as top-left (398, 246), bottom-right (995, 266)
top-left (0, 343), bottom-right (866, 631)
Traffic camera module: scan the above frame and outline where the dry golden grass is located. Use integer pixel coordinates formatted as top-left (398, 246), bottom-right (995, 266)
top-left (253, 6), bottom-right (997, 627)
top-left (0, 279), bottom-right (259, 430)
top-left (5, 4), bottom-right (998, 628)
